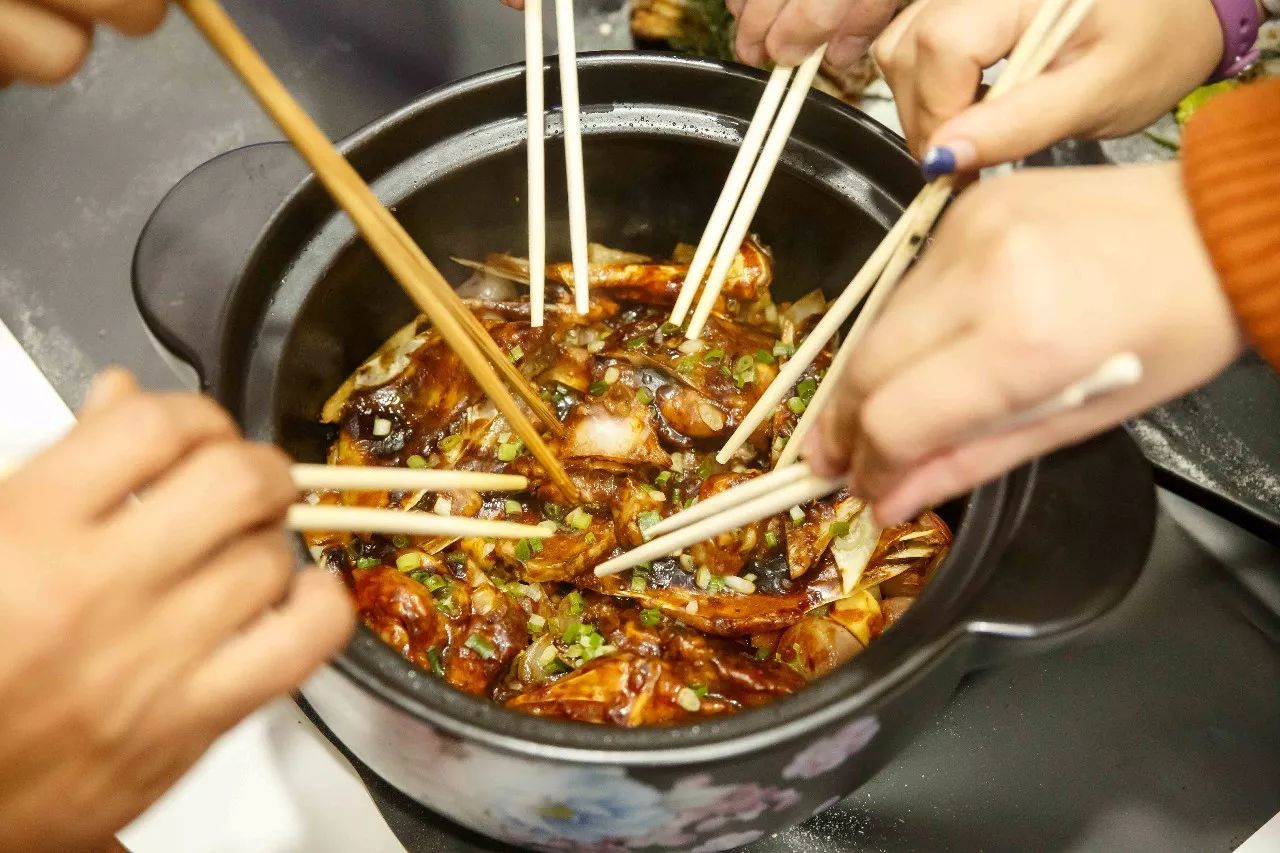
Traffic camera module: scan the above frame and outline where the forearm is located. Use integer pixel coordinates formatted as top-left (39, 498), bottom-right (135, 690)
top-left (1181, 78), bottom-right (1280, 368)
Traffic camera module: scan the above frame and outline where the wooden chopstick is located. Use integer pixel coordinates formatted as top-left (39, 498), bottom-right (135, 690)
top-left (179, 0), bottom-right (575, 498)
top-left (778, 181), bottom-right (952, 466)
top-left (669, 64), bottom-right (793, 326)
top-left (287, 504), bottom-right (552, 539)
top-left (641, 462), bottom-right (809, 538)
top-left (713, 191), bottom-right (926, 464)
top-left (526, 0), bottom-right (548, 328)
top-left (554, 0), bottom-right (591, 315)
top-left (594, 464), bottom-right (842, 577)
top-left (684, 46), bottom-right (827, 341)
top-left (291, 464), bottom-right (528, 494)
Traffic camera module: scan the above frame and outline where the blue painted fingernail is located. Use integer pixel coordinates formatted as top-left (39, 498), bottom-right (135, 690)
top-left (921, 146), bottom-right (957, 180)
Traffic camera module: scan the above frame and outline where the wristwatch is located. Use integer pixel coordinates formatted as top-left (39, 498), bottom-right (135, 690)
top-left (1208, 0), bottom-right (1263, 81)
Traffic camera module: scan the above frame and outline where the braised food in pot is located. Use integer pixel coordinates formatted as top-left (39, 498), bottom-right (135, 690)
top-left (304, 239), bottom-right (951, 726)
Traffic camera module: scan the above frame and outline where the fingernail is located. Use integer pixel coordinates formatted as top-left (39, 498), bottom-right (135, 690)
top-left (826, 35), bottom-right (870, 68)
top-left (921, 139), bottom-right (976, 180)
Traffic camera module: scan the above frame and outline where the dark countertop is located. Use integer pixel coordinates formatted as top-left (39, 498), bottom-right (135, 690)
top-left (2, 4), bottom-right (1278, 850)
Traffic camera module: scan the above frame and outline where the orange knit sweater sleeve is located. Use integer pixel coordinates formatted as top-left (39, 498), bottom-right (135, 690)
top-left (1181, 78), bottom-right (1280, 368)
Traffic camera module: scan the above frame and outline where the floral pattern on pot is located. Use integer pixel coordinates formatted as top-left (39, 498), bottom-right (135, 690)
top-left (423, 716), bottom-right (880, 851)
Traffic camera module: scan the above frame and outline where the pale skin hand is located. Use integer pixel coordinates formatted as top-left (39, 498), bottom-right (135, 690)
top-left (872, 0), bottom-right (1224, 166)
top-left (805, 164), bottom-right (1244, 526)
top-left (0, 0), bottom-right (167, 85)
top-left (0, 369), bottom-right (353, 852)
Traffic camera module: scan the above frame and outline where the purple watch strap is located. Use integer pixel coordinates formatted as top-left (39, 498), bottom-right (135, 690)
top-left (1209, 0), bottom-right (1262, 81)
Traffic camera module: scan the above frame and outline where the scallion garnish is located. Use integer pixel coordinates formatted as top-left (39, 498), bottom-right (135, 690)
top-left (464, 633), bottom-right (497, 660)
top-left (355, 557), bottom-right (381, 570)
top-left (406, 454), bottom-right (428, 469)
top-left (395, 552), bottom-right (423, 571)
top-left (640, 608), bottom-right (662, 626)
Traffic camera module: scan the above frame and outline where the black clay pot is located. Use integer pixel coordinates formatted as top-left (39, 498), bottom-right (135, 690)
top-left (133, 53), bottom-right (1155, 852)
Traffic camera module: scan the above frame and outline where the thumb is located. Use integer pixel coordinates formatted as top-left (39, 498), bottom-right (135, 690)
top-left (920, 60), bottom-right (1108, 178)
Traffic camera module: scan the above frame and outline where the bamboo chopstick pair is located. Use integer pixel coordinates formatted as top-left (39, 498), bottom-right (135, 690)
top-left (177, 0), bottom-right (579, 516)
top-left (669, 46), bottom-right (828, 341)
top-left (596, 0), bottom-right (1140, 578)
top-left (286, 465), bottom-right (550, 540)
top-left (525, 0), bottom-right (591, 326)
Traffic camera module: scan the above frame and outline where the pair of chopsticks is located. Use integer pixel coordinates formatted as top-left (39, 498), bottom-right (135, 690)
top-left (177, 0), bottom-right (577, 500)
top-left (525, 0), bottom-right (590, 326)
top-left (669, 46), bottom-right (828, 340)
top-left (288, 464), bottom-right (551, 540)
top-left (597, 0), bottom-right (1128, 579)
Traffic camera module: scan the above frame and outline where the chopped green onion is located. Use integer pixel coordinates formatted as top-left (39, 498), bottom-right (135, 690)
top-left (505, 499), bottom-right (523, 516)
top-left (787, 396), bottom-right (807, 415)
top-left (689, 682), bottom-right (709, 698)
top-left (566, 590), bottom-right (585, 616)
top-left (706, 575), bottom-right (726, 594)
top-left (695, 566), bottom-right (712, 589)
top-left (514, 539), bottom-right (532, 562)
top-left (733, 355), bottom-right (755, 376)
top-left (675, 686), bottom-right (702, 712)
top-left (434, 595), bottom-right (458, 617)
top-left (584, 531), bottom-right (598, 545)
top-left (765, 531), bottom-right (779, 549)
top-left (438, 434), bottom-right (462, 452)
top-left (391, 534), bottom-right (409, 548)
top-left (498, 440), bottom-right (524, 462)
top-left (508, 344), bottom-right (524, 363)
top-left (640, 608), bottom-right (663, 627)
top-left (589, 380), bottom-right (608, 396)
top-left (637, 510), bottom-right (661, 531)
top-left (655, 470), bottom-right (672, 486)
top-left (698, 459), bottom-right (713, 478)
top-left (406, 454), bottom-right (428, 469)
top-left (565, 507), bottom-right (592, 530)
top-left (395, 552), bottom-right (423, 571)
top-left (630, 573), bottom-right (648, 593)
top-left (421, 574), bottom-right (448, 593)
top-left (355, 557), bottom-right (381, 569)
top-left (702, 348), bottom-right (725, 365)
top-left (773, 341), bottom-right (795, 358)
top-left (464, 633), bottom-right (497, 660)
top-left (446, 551), bottom-right (467, 566)
top-left (426, 646), bottom-right (445, 677)
top-left (635, 386), bottom-right (654, 405)
top-left (542, 502), bottom-right (564, 521)
top-left (789, 505), bottom-right (806, 524)
top-left (562, 622), bottom-right (587, 644)
top-left (527, 614), bottom-right (547, 633)
top-left (830, 520), bottom-right (851, 538)
top-left (660, 322), bottom-right (681, 336)
top-left (754, 349), bottom-right (776, 364)
top-left (796, 377), bottom-right (818, 403)
top-left (676, 356), bottom-right (697, 374)
top-left (626, 335), bottom-right (647, 350)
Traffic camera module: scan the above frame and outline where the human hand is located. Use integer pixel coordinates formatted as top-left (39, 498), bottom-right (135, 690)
top-left (0, 369), bottom-right (352, 852)
top-left (806, 164), bottom-right (1243, 525)
top-left (500, 0), bottom-right (525, 9)
top-left (729, 0), bottom-right (899, 71)
top-left (873, 0), bottom-right (1224, 168)
top-left (0, 0), bottom-right (167, 85)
